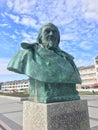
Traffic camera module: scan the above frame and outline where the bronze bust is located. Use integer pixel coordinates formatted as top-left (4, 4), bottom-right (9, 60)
top-left (7, 23), bottom-right (81, 103)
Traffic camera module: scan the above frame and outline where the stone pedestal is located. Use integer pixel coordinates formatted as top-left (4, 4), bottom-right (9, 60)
top-left (23, 100), bottom-right (90, 130)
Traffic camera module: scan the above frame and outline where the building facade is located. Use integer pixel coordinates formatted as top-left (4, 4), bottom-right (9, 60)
top-left (94, 56), bottom-right (98, 82)
top-left (1, 79), bottom-right (29, 92)
top-left (77, 56), bottom-right (98, 91)
top-left (78, 65), bottom-right (97, 87)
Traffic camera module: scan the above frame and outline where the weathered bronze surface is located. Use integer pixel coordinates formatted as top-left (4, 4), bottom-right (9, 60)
top-left (7, 23), bottom-right (81, 103)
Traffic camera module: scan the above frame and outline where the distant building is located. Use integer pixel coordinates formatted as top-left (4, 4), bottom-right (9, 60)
top-left (0, 82), bottom-right (3, 90)
top-left (1, 79), bottom-right (29, 93)
top-left (77, 56), bottom-right (98, 91)
top-left (94, 56), bottom-right (98, 82)
top-left (79, 65), bottom-right (97, 87)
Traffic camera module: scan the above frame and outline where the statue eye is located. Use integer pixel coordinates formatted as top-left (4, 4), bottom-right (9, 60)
top-left (44, 29), bottom-right (56, 34)
top-left (51, 30), bottom-right (56, 34)
top-left (45, 29), bottom-right (50, 33)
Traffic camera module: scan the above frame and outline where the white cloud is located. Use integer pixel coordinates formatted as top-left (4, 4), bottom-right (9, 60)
top-left (20, 16), bottom-right (38, 28)
top-left (10, 34), bottom-right (17, 40)
top-left (6, 0), bottom-right (79, 26)
top-left (0, 58), bottom-right (13, 75)
top-left (21, 30), bottom-right (37, 43)
top-left (5, 13), bottom-right (20, 23)
top-left (5, 12), bottom-right (39, 29)
top-left (85, 12), bottom-right (98, 20)
top-left (5, 0), bottom-right (98, 28)
top-left (75, 59), bottom-right (93, 67)
top-left (0, 23), bottom-right (9, 27)
top-left (10, 14), bottom-right (20, 23)
top-left (2, 29), bottom-right (17, 40)
top-left (7, 0), bottom-right (37, 14)
top-left (61, 34), bottom-right (77, 41)
top-left (74, 51), bottom-right (95, 67)
top-left (79, 41), bottom-right (93, 50)
top-left (7, 1), bottom-right (13, 9)
top-left (81, 0), bottom-right (98, 21)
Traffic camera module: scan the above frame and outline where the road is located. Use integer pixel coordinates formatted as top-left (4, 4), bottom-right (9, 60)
top-left (0, 95), bottom-right (98, 130)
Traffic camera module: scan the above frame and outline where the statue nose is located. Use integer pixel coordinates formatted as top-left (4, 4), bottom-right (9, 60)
top-left (49, 31), bottom-right (53, 35)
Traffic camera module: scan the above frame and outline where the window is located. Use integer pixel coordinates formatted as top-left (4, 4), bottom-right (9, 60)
top-left (96, 61), bottom-right (98, 64)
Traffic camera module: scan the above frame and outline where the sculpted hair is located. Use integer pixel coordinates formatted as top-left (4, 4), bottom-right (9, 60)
top-left (37, 23), bottom-right (60, 45)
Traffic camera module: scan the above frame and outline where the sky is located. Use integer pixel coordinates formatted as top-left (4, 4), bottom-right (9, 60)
top-left (0, 0), bottom-right (98, 82)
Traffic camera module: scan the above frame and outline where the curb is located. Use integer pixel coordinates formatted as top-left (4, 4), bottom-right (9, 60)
top-left (0, 95), bottom-right (28, 101)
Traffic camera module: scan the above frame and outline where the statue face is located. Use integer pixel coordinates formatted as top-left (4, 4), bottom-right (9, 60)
top-left (41, 25), bottom-right (59, 48)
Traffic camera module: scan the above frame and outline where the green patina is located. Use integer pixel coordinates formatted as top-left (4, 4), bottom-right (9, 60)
top-left (7, 23), bottom-right (81, 103)
top-left (29, 78), bottom-right (80, 103)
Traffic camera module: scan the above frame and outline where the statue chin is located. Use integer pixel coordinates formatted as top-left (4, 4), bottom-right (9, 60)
top-left (43, 41), bottom-right (57, 49)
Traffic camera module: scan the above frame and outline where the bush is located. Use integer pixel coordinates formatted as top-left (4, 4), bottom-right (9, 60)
top-left (0, 92), bottom-right (29, 97)
top-left (79, 91), bottom-right (98, 95)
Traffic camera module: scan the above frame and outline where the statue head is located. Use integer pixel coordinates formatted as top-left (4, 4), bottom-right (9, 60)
top-left (37, 23), bottom-right (60, 48)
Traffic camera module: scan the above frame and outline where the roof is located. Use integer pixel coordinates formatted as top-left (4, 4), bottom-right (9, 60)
top-left (95, 56), bottom-right (98, 59)
top-left (92, 83), bottom-right (98, 87)
top-left (78, 65), bottom-right (95, 70)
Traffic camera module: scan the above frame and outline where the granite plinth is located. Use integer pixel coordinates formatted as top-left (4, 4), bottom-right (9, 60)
top-left (23, 100), bottom-right (90, 130)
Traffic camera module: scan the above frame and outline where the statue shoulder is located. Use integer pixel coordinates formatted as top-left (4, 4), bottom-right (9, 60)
top-left (63, 51), bottom-right (74, 61)
top-left (21, 42), bottom-right (37, 49)
top-left (57, 48), bottom-right (74, 61)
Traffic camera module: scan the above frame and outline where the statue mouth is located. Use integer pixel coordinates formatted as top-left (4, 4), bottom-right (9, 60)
top-left (47, 36), bottom-right (55, 41)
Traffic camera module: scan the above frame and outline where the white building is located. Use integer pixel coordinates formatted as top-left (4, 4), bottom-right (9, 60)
top-left (94, 56), bottom-right (98, 82)
top-left (79, 65), bottom-right (97, 87)
top-left (77, 56), bottom-right (98, 91)
top-left (1, 79), bottom-right (29, 92)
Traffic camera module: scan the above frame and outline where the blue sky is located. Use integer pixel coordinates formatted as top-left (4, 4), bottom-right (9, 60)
top-left (0, 0), bottom-right (98, 82)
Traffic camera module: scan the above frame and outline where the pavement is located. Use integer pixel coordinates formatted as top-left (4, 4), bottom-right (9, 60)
top-left (0, 95), bottom-right (98, 130)
top-left (81, 95), bottom-right (98, 130)
top-left (0, 96), bottom-right (22, 130)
